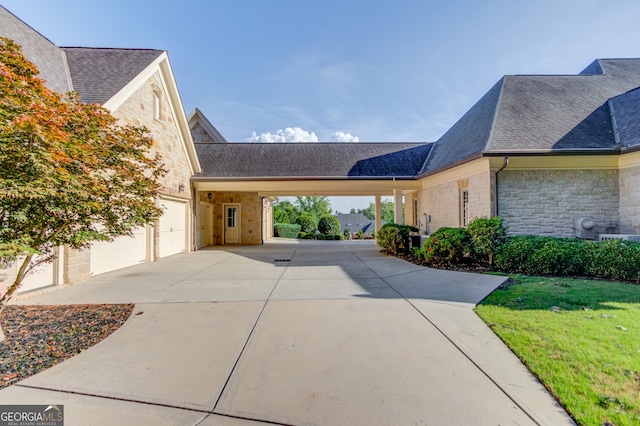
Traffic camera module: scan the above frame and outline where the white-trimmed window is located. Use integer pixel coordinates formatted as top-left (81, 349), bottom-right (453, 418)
top-left (460, 189), bottom-right (469, 227)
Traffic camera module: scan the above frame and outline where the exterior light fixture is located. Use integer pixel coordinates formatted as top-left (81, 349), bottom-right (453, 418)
top-left (178, 182), bottom-right (185, 192)
top-left (207, 192), bottom-right (212, 200)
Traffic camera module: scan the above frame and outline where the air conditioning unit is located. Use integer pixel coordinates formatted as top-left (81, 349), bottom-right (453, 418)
top-left (574, 217), bottom-right (596, 239)
top-left (598, 234), bottom-right (640, 243)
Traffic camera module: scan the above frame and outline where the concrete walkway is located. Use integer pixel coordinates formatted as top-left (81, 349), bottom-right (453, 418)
top-left (1, 240), bottom-right (574, 425)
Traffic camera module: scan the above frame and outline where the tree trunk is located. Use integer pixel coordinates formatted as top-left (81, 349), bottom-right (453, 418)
top-left (0, 253), bottom-right (32, 306)
top-left (0, 254), bottom-right (32, 342)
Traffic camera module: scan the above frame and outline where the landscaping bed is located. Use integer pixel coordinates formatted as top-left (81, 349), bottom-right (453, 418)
top-left (0, 304), bottom-right (133, 387)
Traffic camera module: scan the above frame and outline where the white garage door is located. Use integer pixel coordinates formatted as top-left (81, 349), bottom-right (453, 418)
top-left (159, 200), bottom-right (187, 258)
top-left (91, 227), bottom-right (147, 275)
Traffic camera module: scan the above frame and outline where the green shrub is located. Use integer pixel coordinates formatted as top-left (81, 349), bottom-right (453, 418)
top-left (302, 232), bottom-right (316, 239)
top-left (273, 223), bottom-right (301, 239)
top-left (357, 229), bottom-right (364, 240)
top-left (343, 228), bottom-right (351, 240)
top-left (376, 223), bottom-right (417, 254)
top-left (467, 217), bottom-right (506, 265)
top-left (376, 225), bottom-right (403, 254)
top-left (295, 212), bottom-right (317, 233)
top-left (583, 239), bottom-right (640, 281)
top-left (318, 215), bottom-right (341, 235)
top-left (494, 235), bottom-right (548, 273)
top-left (419, 227), bottom-right (472, 265)
top-left (298, 231), bottom-right (307, 239)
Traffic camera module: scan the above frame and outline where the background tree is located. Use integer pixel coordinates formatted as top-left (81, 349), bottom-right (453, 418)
top-left (0, 37), bottom-right (166, 304)
top-left (273, 200), bottom-right (299, 224)
top-left (295, 212), bottom-right (317, 233)
top-left (358, 200), bottom-right (397, 224)
top-left (318, 215), bottom-right (341, 235)
top-left (295, 196), bottom-right (332, 224)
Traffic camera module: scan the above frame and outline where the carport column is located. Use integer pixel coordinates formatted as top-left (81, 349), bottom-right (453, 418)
top-left (393, 188), bottom-right (404, 224)
top-left (375, 195), bottom-right (382, 232)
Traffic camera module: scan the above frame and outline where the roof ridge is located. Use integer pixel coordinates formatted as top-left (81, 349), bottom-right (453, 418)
top-left (61, 46), bottom-right (163, 51)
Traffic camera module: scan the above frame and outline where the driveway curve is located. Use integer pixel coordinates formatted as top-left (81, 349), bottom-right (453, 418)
top-left (1, 240), bottom-right (574, 425)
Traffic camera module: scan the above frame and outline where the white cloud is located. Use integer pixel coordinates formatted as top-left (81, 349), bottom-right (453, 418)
top-left (247, 127), bottom-right (319, 142)
top-left (331, 131), bottom-right (360, 142)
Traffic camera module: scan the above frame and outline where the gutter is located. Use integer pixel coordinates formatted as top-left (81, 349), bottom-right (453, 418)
top-left (190, 175), bottom-right (418, 182)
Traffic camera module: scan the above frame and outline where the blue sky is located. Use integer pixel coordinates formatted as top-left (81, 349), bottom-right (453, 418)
top-left (3, 0), bottom-right (640, 212)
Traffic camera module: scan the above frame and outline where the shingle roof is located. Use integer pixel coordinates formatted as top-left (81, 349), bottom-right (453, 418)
top-left (610, 87), bottom-right (640, 148)
top-left (422, 58), bottom-right (640, 175)
top-left (0, 6), bottom-right (72, 94)
top-left (196, 143), bottom-right (432, 178)
top-left (62, 47), bottom-right (163, 105)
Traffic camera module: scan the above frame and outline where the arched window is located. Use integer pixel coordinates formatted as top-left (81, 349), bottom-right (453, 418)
top-left (152, 90), bottom-right (161, 120)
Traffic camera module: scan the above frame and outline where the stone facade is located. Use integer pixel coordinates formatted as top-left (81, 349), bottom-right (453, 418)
top-left (113, 72), bottom-right (193, 198)
top-left (62, 72), bottom-right (194, 284)
top-left (416, 170), bottom-right (492, 234)
top-left (619, 164), bottom-right (640, 234)
top-left (200, 192), bottom-right (264, 245)
top-left (498, 169), bottom-right (620, 237)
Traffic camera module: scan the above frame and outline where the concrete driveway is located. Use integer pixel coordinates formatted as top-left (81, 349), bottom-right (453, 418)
top-left (1, 240), bottom-right (574, 425)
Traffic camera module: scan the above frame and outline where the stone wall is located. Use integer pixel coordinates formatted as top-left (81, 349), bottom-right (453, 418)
top-left (498, 169), bottom-right (619, 237)
top-left (203, 192), bottom-right (263, 245)
top-left (64, 247), bottom-right (91, 284)
top-left (113, 72), bottom-right (193, 200)
top-left (416, 170), bottom-right (492, 234)
top-left (619, 164), bottom-right (640, 234)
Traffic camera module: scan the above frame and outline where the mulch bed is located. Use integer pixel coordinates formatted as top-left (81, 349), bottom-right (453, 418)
top-left (0, 304), bottom-right (133, 388)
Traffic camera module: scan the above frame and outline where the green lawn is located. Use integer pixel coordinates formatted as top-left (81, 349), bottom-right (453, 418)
top-left (475, 275), bottom-right (640, 426)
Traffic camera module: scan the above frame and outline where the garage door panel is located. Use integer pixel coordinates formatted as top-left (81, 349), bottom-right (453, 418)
top-left (91, 227), bottom-right (147, 275)
top-left (159, 200), bottom-right (187, 258)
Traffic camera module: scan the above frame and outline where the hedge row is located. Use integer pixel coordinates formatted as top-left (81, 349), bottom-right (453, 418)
top-left (495, 236), bottom-right (640, 281)
top-left (405, 216), bottom-right (640, 282)
top-left (299, 232), bottom-right (344, 240)
top-left (274, 223), bottom-right (301, 239)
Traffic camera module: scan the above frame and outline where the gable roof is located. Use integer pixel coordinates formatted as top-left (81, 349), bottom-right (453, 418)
top-left (62, 47), bottom-right (164, 105)
top-left (188, 108), bottom-right (229, 143)
top-left (196, 143), bottom-right (432, 179)
top-left (0, 5), bottom-right (72, 94)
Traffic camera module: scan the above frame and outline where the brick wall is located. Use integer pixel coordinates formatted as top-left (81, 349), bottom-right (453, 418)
top-left (619, 165), bottom-right (640, 234)
top-left (498, 169), bottom-right (619, 237)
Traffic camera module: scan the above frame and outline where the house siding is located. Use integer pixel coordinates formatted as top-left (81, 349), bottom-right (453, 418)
top-left (498, 169), bottom-right (620, 237)
top-left (619, 164), bottom-right (640, 234)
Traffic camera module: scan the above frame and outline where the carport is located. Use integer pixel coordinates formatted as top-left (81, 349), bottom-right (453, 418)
top-left (191, 142), bottom-right (432, 246)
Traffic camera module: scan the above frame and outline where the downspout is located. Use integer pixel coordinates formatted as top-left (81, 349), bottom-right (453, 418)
top-left (260, 196), bottom-right (264, 245)
top-left (493, 156), bottom-right (509, 216)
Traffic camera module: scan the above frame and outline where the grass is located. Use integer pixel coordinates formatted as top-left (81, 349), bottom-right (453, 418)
top-left (475, 275), bottom-right (640, 426)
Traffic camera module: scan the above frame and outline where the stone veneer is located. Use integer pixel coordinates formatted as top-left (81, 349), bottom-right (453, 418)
top-left (498, 169), bottom-right (620, 237)
top-left (64, 72), bottom-right (194, 284)
top-left (416, 171), bottom-right (492, 234)
top-left (619, 164), bottom-right (640, 234)
top-left (200, 192), bottom-right (263, 245)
